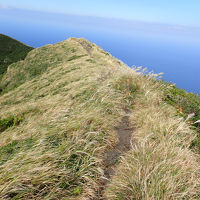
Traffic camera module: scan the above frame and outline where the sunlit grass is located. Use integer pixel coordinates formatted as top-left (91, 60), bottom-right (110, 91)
top-left (105, 69), bottom-right (200, 199)
top-left (0, 38), bottom-right (132, 199)
top-left (0, 38), bottom-right (200, 199)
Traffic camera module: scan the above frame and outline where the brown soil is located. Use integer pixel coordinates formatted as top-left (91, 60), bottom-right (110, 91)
top-left (95, 109), bottom-right (134, 199)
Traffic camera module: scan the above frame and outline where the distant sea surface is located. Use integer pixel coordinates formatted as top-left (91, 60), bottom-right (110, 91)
top-left (1, 10), bottom-right (200, 94)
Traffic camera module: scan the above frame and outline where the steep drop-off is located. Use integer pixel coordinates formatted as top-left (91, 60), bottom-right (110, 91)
top-left (0, 34), bottom-right (33, 78)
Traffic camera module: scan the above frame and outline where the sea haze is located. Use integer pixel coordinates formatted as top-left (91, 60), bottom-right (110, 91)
top-left (1, 8), bottom-right (200, 94)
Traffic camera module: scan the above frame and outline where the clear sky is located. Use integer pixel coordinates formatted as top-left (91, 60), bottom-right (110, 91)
top-left (1, 0), bottom-right (200, 27)
top-left (0, 1), bottom-right (200, 93)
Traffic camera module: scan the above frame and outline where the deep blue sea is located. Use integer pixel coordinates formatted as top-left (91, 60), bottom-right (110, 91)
top-left (1, 9), bottom-right (200, 94)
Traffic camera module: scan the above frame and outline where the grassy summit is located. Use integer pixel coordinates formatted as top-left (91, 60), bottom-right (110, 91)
top-left (0, 37), bottom-right (200, 199)
top-left (0, 34), bottom-right (33, 79)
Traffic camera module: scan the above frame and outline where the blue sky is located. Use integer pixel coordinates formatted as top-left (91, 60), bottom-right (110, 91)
top-left (1, 1), bottom-right (200, 93)
top-left (1, 0), bottom-right (200, 27)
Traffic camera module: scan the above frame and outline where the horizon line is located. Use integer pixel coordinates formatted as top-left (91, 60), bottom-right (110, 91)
top-left (1, 5), bottom-right (200, 31)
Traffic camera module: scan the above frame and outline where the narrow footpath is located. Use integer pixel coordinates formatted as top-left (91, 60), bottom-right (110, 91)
top-left (97, 109), bottom-right (134, 200)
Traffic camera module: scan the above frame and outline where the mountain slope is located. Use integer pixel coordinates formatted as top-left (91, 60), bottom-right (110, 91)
top-left (0, 37), bottom-right (199, 200)
top-left (0, 34), bottom-right (33, 78)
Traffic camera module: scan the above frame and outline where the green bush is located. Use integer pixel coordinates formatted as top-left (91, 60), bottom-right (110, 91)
top-left (164, 85), bottom-right (200, 126)
top-left (115, 76), bottom-right (137, 95)
top-left (164, 84), bottom-right (200, 152)
top-left (0, 115), bottom-right (24, 133)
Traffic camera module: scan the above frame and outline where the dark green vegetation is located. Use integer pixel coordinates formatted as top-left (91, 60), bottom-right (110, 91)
top-left (0, 34), bottom-right (33, 78)
top-left (115, 76), bottom-right (137, 101)
top-left (0, 114), bottom-right (24, 133)
top-left (164, 84), bottom-right (200, 152)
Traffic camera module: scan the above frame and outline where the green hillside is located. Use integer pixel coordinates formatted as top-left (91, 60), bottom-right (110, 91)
top-left (0, 37), bottom-right (200, 200)
top-left (0, 34), bottom-right (33, 79)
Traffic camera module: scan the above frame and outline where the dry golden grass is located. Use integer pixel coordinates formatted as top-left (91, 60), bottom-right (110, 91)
top-left (105, 70), bottom-right (200, 199)
top-left (0, 38), bottom-right (133, 199)
top-left (0, 38), bottom-right (199, 199)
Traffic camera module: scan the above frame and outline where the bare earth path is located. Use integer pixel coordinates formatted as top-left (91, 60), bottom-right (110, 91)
top-left (96, 109), bottom-right (134, 199)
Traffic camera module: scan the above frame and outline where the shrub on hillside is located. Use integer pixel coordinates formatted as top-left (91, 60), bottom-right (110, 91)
top-left (164, 84), bottom-right (200, 152)
top-left (0, 115), bottom-right (24, 133)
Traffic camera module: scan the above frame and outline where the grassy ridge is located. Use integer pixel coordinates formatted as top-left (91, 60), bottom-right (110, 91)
top-left (105, 70), bottom-right (200, 199)
top-left (0, 38), bottom-right (131, 199)
top-left (0, 37), bottom-right (200, 199)
top-left (0, 39), bottom-right (88, 94)
top-left (0, 34), bottom-right (33, 79)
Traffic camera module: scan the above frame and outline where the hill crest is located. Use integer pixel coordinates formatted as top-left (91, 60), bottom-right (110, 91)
top-left (0, 36), bottom-right (200, 199)
top-left (0, 37), bottom-right (125, 94)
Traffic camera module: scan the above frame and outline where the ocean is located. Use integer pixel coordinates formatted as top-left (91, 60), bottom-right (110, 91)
top-left (1, 9), bottom-right (200, 94)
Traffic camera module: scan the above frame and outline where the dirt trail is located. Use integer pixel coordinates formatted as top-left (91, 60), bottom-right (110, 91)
top-left (78, 40), bottom-right (93, 56)
top-left (96, 109), bottom-right (133, 199)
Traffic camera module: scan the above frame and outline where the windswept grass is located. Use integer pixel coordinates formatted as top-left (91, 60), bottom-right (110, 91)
top-left (105, 69), bottom-right (200, 199)
top-left (0, 38), bottom-right (133, 199)
top-left (0, 38), bottom-right (200, 199)
top-left (0, 39), bottom-right (89, 94)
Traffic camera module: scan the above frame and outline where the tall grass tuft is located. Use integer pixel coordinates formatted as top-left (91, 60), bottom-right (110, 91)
top-left (105, 69), bottom-right (200, 199)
